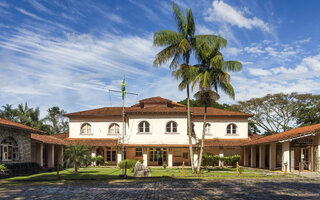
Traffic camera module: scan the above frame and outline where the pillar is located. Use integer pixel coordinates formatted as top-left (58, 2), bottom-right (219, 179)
top-left (244, 147), bottom-right (250, 167)
top-left (39, 143), bottom-right (43, 167)
top-left (282, 142), bottom-right (290, 171)
top-left (168, 148), bottom-right (173, 168)
top-left (259, 144), bottom-right (266, 169)
top-left (47, 144), bottom-right (55, 168)
top-left (117, 149), bottom-right (122, 164)
top-left (251, 146), bottom-right (256, 168)
top-left (194, 152), bottom-right (199, 167)
top-left (143, 148), bottom-right (148, 167)
top-left (290, 148), bottom-right (295, 171)
top-left (317, 135), bottom-right (320, 171)
top-left (300, 148), bottom-right (304, 172)
top-left (219, 147), bottom-right (224, 167)
top-left (310, 146), bottom-right (314, 171)
top-left (91, 147), bottom-right (96, 166)
top-left (269, 143), bottom-right (276, 170)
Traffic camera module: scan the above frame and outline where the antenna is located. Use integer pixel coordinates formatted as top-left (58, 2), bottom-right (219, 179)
top-left (108, 88), bottom-right (138, 175)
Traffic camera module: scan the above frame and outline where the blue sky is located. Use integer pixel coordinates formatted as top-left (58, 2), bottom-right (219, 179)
top-left (0, 0), bottom-right (320, 116)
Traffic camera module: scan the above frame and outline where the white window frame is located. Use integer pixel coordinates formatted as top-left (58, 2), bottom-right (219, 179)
top-left (108, 123), bottom-right (120, 135)
top-left (1, 137), bottom-right (19, 161)
top-left (138, 121), bottom-right (151, 133)
top-left (166, 121), bottom-right (178, 133)
top-left (80, 123), bottom-right (92, 135)
top-left (205, 123), bottom-right (211, 135)
top-left (226, 123), bottom-right (237, 134)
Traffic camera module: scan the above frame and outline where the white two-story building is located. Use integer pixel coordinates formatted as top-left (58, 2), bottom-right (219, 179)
top-left (65, 97), bottom-right (252, 167)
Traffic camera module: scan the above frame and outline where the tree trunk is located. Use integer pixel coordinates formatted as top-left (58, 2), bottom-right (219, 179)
top-left (186, 84), bottom-right (195, 172)
top-left (197, 104), bottom-right (207, 173)
top-left (74, 163), bottom-right (78, 173)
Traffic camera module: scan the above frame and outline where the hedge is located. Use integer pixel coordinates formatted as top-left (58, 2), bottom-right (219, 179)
top-left (202, 154), bottom-right (241, 167)
top-left (4, 162), bottom-right (41, 170)
top-left (117, 159), bottom-right (143, 169)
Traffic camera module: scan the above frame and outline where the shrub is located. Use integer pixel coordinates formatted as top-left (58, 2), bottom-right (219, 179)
top-left (96, 155), bottom-right (104, 166)
top-left (163, 164), bottom-right (167, 169)
top-left (64, 144), bottom-right (91, 173)
top-left (238, 167), bottom-right (244, 175)
top-left (202, 153), bottom-right (213, 168)
top-left (0, 164), bottom-right (7, 174)
top-left (91, 156), bottom-right (97, 163)
top-left (104, 161), bottom-right (109, 166)
top-left (118, 160), bottom-right (138, 169)
top-left (4, 162), bottom-right (41, 170)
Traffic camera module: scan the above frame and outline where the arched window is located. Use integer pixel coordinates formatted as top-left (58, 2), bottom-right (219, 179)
top-left (108, 123), bottom-right (120, 135)
top-left (138, 121), bottom-right (150, 133)
top-left (205, 123), bottom-right (211, 135)
top-left (166, 121), bottom-right (178, 133)
top-left (227, 123), bottom-right (237, 134)
top-left (81, 123), bottom-right (92, 134)
top-left (1, 137), bottom-right (18, 161)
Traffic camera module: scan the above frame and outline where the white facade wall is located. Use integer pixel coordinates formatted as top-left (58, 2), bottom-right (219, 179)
top-left (68, 115), bottom-right (249, 144)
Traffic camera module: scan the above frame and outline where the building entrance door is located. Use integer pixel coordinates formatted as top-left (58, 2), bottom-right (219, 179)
top-left (156, 148), bottom-right (167, 166)
top-left (301, 148), bottom-right (310, 170)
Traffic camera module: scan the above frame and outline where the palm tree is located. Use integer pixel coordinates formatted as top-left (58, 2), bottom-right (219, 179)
top-left (194, 89), bottom-right (219, 173)
top-left (44, 106), bottom-right (68, 134)
top-left (0, 104), bottom-right (17, 121)
top-left (192, 39), bottom-right (242, 173)
top-left (64, 144), bottom-right (91, 173)
top-left (153, 2), bottom-right (225, 172)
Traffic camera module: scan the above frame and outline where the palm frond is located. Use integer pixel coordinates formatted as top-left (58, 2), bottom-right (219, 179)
top-left (186, 8), bottom-right (195, 37)
top-left (153, 30), bottom-right (183, 47)
top-left (172, 2), bottom-right (185, 35)
top-left (153, 43), bottom-right (179, 67)
top-left (223, 61), bottom-right (242, 72)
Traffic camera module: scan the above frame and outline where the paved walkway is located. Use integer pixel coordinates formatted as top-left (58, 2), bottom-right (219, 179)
top-left (1, 178), bottom-right (319, 200)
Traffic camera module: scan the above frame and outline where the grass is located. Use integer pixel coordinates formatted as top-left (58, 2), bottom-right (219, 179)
top-left (1, 167), bottom-right (297, 184)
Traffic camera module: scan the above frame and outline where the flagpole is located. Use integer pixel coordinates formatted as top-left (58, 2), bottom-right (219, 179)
top-left (122, 76), bottom-right (125, 175)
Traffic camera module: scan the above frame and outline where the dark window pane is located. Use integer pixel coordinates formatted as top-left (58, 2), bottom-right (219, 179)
top-left (112, 151), bottom-right (116, 161)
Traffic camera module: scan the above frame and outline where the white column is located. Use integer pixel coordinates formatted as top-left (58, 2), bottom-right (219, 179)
top-left (91, 147), bottom-right (96, 166)
top-left (48, 144), bottom-right (55, 168)
top-left (259, 144), bottom-right (266, 169)
top-left (40, 143), bottom-right (43, 167)
top-left (269, 143), bottom-right (276, 170)
top-left (194, 152), bottom-right (198, 167)
top-left (143, 148), bottom-right (148, 167)
top-left (300, 148), bottom-right (304, 172)
top-left (290, 148), bottom-right (295, 171)
top-left (317, 135), bottom-right (320, 172)
top-left (250, 146), bottom-right (256, 168)
top-left (219, 147), bottom-right (224, 167)
top-left (282, 142), bottom-right (290, 171)
top-left (310, 146), bottom-right (313, 171)
top-left (117, 150), bottom-right (122, 164)
top-left (168, 148), bottom-right (173, 168)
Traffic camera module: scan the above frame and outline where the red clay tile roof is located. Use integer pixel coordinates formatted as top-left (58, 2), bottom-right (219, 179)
top-left (65, 107), bottom-right (123, 118)
top-left (124, 144), bottom-right (191, 147)
top-left (191, 107), bottom-right (252, 117)
top-left (65, 138), bottom-right (118, 147)
top-left (65, 97), bottom-right (251, 117)
top-left (0, 118), bottom-right (45, 134)
top-left (52, 133), bottom-right (68, 140)
top-left (31, 133), bottom-right (67, 145)
top-left (202, 139), bottom-right (251, 147)
top-left (245, 124), bottom-right (320, 145)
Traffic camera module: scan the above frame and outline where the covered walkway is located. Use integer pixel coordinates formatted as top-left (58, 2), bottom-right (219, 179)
top-left (244, 124), bottom-right (320, 172)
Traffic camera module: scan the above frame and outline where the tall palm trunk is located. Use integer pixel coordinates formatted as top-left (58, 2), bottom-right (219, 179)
top-left (197, 104), bottom-right (207, 173)
top-left (186, 84), bottom-right (195, 172)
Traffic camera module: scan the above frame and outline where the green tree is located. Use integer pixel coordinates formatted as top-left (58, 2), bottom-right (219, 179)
top-left (44, 106), bottom-right (68, 134)
top-left (0, 104), bottom-right (18, 121)
top-left (153, 2), bottom-right (223, 172)
top-left (191, 38), bottom-right (241, 173)
top-left (64, 144), bottom-right (91, 173)
top-left (178, 98), bottom-right (231, 110)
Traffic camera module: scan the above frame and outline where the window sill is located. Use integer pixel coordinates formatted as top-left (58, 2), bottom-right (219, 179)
top-left (164, 132), bottom-right (179, 134)
top-left (137, 132), bottom-right (152, 134)
top-left (225, 134), bottom-right (239, 136)
top-left (80, 133), bottom-right (94, 136)
top-left (205, 134), bottom-right (213, 136)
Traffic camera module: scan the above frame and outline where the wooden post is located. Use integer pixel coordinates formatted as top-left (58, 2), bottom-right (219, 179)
top-left (236, 162), bottom-right (239, 177)
top-left (182, 161), bottom-right (184, 176)
top-left (299, 162), bottom-right (301, 176)
top-left (284, 163), bottom-right (287, 176)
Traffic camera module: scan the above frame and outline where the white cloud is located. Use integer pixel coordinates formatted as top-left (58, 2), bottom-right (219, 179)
top-left (204, 0), bottom-right (270, 32)
top-left (248, 68), bottom-right (272, 76)
top-left (197, 25), bottom-right (215, 35)
top-left (223, 47), bottom-right (242, 56)
top-left (244, 46), bottom-right (264, 54)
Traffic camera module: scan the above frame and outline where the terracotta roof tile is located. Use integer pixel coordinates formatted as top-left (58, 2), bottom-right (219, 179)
top-left (124, 144), bottom-right (191, 147)
top-left (191, 107), bottom-right (252, 117)
top-left (65, 107), bottom-right (123, 117)
top-left (0, 118), bottom-right (45, 134)
top-left (52, 133), bottom-right (68, 140)
top-left (246, 124), bottom-right (320, 145)
top-left (65, 138), bottom-right (118, 147)
top-left (31, 133), bottom-right (67, 145)
top-left (202, 138), bottom-right (250, 147)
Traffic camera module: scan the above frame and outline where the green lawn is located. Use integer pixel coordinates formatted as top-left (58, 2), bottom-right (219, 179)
top-left (2, 167), bottom-right (297, 182)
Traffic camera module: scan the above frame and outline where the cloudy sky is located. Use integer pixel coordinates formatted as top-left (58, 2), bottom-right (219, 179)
top-left (0, 0), bottom-right (319, 116)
